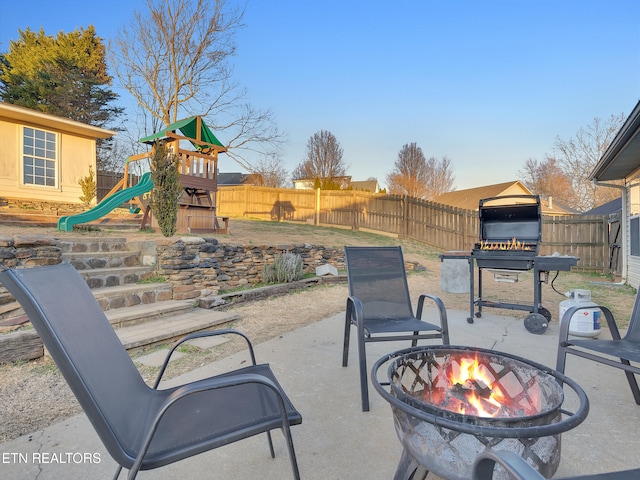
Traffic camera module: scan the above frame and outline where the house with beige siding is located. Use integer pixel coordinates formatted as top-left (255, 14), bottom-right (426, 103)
top-left (0, 102), bottom-right (115, 206)
top-left (434, 181), bottom-right (576, 215)
top-left (590, 99), bottom-right (640, 288)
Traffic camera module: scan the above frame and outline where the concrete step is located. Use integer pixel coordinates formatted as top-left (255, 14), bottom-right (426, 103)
top-left (78, 266), bottom-right (157, 289)
top-left (105, 299), bottom-right (195, 329)
top-left (92, 282), bottom-right (174, 311)
top-left (116, 308), bottom-right (241, 351)
top-left (62, 251), bottom-right (142, 269)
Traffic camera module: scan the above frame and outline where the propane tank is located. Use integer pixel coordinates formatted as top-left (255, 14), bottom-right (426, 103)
top-left (559, 289), bottom-right (601, 338)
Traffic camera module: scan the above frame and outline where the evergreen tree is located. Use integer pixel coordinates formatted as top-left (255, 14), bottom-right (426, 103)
top-left (150, 141), bottom-right (182, 237)
top-left (0, 26), bottom-right (123, 170)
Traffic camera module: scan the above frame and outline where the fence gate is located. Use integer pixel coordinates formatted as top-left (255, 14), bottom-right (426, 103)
top-left (608, 212), bottom-right (622, 277)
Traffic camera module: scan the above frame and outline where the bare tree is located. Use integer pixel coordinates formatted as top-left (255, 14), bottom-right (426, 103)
top-left (425, 156), bottom-right (455, 200)
top-left (552, 114), bottom-right (625, 211)
top-left (387, 143), bottom-right (454, 200)
top-left (292, 130), bottom-right (347, 188)
top-left (110, 0), bottom-right (285, 170)
top-left (252, 152), bottom-right (289, 188)
top-left (518, 157), bottom-right (576, 207)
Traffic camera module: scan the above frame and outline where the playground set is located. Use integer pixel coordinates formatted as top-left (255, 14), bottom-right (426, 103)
top-left (57, 116), bottom-right (229, 234)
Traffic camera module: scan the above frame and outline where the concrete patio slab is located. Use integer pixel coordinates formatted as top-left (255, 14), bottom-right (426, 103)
top-left (1, 308), bottom-right (639, 479)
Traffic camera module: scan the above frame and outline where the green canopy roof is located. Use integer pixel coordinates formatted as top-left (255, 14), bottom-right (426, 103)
top-left (140, 116), bottom-right (225, 151)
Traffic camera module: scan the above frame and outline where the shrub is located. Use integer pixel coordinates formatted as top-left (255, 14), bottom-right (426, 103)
top-left (262, 253), bottom-right (304, 283)
top-left (78, 165), bottom-right (97, 207)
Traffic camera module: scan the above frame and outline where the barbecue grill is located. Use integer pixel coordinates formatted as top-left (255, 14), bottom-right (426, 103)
top-left (473, 195), bottom-right (541, 271)
top-left (441, 195), bottom-right (579, 334)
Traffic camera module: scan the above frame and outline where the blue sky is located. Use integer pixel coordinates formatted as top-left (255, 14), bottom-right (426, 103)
top-left (1, 0), bottom-right (638, 190)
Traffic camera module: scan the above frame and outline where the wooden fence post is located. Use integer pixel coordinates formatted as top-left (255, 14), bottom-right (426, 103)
top-left (401, 195), bottom-right (408, 240)
top-left (353, 191), bottom-right (358, 231)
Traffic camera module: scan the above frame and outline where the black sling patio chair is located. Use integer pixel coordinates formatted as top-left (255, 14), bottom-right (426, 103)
top-left (342, 245), bottom-right (450, 412)
top-left (472, 449), bottom-right (640, 480)
top-left (0, 263), bottom-right (302, 480)
top-left (556, 288), bottom-right (640, 406)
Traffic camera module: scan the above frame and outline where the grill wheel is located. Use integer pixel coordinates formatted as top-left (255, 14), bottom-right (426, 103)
top-left (524, 310), bottom-right (550, 334)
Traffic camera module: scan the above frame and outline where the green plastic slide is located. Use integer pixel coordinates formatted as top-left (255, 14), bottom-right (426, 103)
top-left (58, 172), bottom-right (154, 231)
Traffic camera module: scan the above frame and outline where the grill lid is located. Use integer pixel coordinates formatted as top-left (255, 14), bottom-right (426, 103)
top-left (478, 195), bottom-right (541, 244)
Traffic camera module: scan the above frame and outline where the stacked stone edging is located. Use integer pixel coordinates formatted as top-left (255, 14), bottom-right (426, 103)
top-left (0, 234), bottom-right (347, 310)
top-left (0, 235), bottom-right (62, 269)
top-left (0, 197), bottom-right (85, 214)
top-left (156, 237), bottom-right (346, 296)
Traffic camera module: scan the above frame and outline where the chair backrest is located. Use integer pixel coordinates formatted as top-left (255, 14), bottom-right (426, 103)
top-left (0, 264), bottom-right (152, 465)
top-left (344, 246), bottom-right (415, 320)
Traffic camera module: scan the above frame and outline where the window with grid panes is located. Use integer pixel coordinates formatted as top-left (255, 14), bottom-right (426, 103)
top-left (23, 127), bottom-right (57, 186)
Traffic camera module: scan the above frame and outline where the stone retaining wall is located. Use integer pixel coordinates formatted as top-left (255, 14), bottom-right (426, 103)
top-left (157, 237), bottom-right (346, 297)
top-left (0, 235), bottom-right (346, 303)
top-left (0, 235), bottom-right (62, 269)
top-left (0, 197), bottom-right (85, 214)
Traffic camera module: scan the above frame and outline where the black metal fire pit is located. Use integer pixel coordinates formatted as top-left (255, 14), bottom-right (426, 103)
top-left (372, 345), bottom-right (589, 480)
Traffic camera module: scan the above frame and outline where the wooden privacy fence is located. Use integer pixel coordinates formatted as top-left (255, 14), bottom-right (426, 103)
top-left (216, 186), bottom-right (614, 274)
top-left (97, 172), bottom-right (139, 201)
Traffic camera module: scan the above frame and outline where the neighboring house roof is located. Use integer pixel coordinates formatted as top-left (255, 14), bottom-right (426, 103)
top-left (218, 172), bottom-right (261, 186)
top-left (350, 180), bottom-right (380, 193)
top-left (434, 181), bottom-right (532, 211)
top-left (590, 99), bottom-right (640, 181)
top-left (537, 195), bottom-right (580, 216)
top-left (434, 181), bottom-right (575, 215)
top-left (0, 101), bottom-right (115, 139)
top-left (582, 197), bottom-right (622, 215)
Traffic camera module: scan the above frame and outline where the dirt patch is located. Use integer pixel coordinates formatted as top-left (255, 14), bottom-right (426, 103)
top-left (0, 218), bottom-right (636, 443)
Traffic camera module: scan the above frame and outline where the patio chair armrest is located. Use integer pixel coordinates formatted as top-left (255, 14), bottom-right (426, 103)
top-left (416, 294), bottom-right (450, 343)
top-left (131, 371), bottom-right (292, 479)
top-left (346, 295), bottom-right (365, 326)
top-left (472, 450), bottom-right (545, 480)
top-left (153, 329), bottom-right (257, 389)
top-left (558, 304), bottom-right (620, 344)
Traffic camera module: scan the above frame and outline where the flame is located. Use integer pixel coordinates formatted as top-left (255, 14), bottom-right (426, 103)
top-left (422, 352), bottom-right (544, 418)
top-left (480, 237), bottom-right (532, 251)
top-left (448, 354), bottom-right (506, 417)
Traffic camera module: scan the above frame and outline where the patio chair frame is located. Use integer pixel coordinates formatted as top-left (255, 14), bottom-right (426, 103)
top-left (556, 289), bottom-right (640, 406)
top-left (342, 245), bottom-right (450, 412)
top-left (0, 264), bottom-right (302, 480)
top-left (472, 449), bottom-right (640, 480)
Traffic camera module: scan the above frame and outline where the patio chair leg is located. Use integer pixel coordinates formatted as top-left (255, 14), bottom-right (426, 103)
top-left (267, 431), bottom-right (275, 458)
top-left (621, 362), bottom-right (640, 405)
top-left (342, 306), bottom-right (352, 367)
top-left (112, 465), bottom-right (123, 480)
top-left (358, 335), bottom-right (370, 412)
top-left (284, 427), bottom-right (301, 480)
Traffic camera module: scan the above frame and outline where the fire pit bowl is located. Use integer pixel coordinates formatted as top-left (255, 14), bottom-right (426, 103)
top-left (371, 345), bottom-right (589, 480)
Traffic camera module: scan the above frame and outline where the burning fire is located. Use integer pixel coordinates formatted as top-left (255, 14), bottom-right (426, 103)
top-left (425, 352), bottom-right (541, 418)
top-left (479, 237), bottom-right (531, 251)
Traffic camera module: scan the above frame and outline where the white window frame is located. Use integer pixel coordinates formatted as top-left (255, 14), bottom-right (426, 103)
top-left (22, 126), bottom-right (58, 188)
